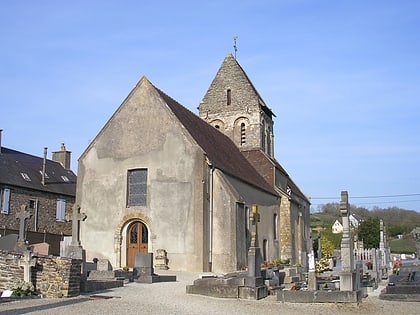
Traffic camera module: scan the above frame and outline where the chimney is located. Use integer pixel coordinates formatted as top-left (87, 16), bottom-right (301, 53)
top-left (42, 147), bottom-right (47, 185)
top-left (52, 143), bottom-right (72, 169)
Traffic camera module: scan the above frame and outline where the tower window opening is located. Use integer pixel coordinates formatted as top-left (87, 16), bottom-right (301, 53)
top-left (227, 89), bottom-right (231, 105)
top-left (240, 123), bottom-right (246, 145)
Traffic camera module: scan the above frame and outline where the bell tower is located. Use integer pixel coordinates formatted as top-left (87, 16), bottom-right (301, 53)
top-left (198, 54), bottom-right (275, 158)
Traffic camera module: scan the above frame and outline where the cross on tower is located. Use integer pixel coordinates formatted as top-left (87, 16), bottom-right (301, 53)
top-left (65, 204), bottom-right (87, 246)
top-left (15, 204), bottom-right (32, 243)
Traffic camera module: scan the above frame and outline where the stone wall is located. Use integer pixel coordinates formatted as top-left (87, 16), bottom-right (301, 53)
top-left (0, 186), bottom-right (73, 235)
top-left (0, 250), bottom-right (81, 297)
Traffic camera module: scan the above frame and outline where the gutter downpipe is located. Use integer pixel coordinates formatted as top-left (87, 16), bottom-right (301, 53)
top-left (209, 165), bottom-right (214, 272)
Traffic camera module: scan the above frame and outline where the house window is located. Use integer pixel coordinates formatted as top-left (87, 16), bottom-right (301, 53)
top-left (273, 213), bottom-right (278, 240)
top-left (56, 198), bottom-right (66, 222)
top-left (127, 169), bottom-right (147, 207)
top-left (29, 199), bottom-right (37, 209)
top-left (1, 188), bottom-right (11, 214)
top-left (227, 89), bottom-right (231, 105)
top-left (240, 123), bottom-right (246, 145)
top-left (61, 175), bottom-right (69, 182)
top-left (20, 172), bottom-right (31, 181)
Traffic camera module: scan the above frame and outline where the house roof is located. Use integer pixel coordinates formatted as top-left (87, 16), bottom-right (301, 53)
top-left (154, 85), bottom-right (278, 197)
top-left (0, 147), bottom-right (76, 197)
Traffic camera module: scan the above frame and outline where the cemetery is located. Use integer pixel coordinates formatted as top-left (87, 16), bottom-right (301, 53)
top-left (1, 193), bottom-right (419, 306)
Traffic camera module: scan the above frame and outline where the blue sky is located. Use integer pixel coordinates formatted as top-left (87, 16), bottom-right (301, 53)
top-left (1, 1), bottom-right (419, 211)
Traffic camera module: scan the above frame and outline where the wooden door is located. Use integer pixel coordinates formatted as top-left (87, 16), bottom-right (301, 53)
top-left (127, 221), bottom-right (148, 268)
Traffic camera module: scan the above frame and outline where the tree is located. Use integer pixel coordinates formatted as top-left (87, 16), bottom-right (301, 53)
top-left (358, 217), bottom-right (380, 248)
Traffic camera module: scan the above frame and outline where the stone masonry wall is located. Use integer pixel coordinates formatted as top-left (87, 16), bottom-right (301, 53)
top-left (0, 250), bottom-right (81, 297)
top-left (0, 186), bottom-right (73, 235)
top-left (0, 250), bottom-right (24, 292)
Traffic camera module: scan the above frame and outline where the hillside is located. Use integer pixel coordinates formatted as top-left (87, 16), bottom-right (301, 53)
top-left (311, 203), bottom-right (420, 237)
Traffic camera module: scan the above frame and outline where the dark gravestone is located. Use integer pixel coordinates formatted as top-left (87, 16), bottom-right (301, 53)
top-left (0, 234), bottom-right (18, 251)
top-left (133, 253), bottom-right (176, 284)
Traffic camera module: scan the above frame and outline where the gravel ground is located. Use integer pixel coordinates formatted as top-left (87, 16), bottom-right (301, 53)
top-left (1, 271), bottom-right (420, 315)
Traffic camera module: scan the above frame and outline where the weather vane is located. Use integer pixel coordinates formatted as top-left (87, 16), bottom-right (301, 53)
top-left (233, 36), bottom-right (238, 59)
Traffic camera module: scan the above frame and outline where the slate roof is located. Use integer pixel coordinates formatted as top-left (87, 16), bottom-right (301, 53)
top-left (0, 147), bottom-right (76, 197)
top-left (155, 86), bottom-right (278, 197)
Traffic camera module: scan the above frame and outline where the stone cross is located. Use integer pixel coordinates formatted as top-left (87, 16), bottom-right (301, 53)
top-left (19, 250), bottom-right (36, 283)
top-left (249, 204), bottom-right (260, 248)
top-left (340, 191), bottom-right (353, 272)
top-left (65, 204), bottom-right (87, 246)
top-left (15, 204), bottom-right (32, 243)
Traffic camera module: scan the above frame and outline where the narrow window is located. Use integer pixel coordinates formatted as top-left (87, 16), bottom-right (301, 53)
top-left (1, 188), bottom-right (11, 214)
top-left (127, 169), bottom-right (148, 207)
top-left (273, 213), bottom-right (278, 240)
top-left (261, 121), bottom-right (266, 152)
top-left (56, 198), bottom-right (66, 221)
top-left (227, 89), bottom-right (231, 105)
top-left (240, 123), bottom-right (246, 145)
top-left (267, 126), bottom-right (272, 156)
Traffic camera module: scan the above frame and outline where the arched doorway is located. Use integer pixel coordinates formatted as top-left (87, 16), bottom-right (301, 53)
top-left (127, 221), bottom-right (148, 268)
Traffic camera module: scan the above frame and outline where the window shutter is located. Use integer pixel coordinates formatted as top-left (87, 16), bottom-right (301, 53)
top-left (56, 199), bottom-right (66, 221)
top-left (1, 188), bottom-right (10, 214)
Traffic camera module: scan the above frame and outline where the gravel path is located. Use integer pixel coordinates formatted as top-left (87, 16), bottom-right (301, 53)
top-left (1, 271), bottom-right (419, 315)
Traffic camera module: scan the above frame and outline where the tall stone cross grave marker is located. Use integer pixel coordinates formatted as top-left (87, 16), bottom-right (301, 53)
top-left (15, 204), bottom-right (32, 247)
top-left (247, 204), bottom-right (262, 280)
top-left (65, 204), bottom-right (87, 247)
top-left (339, 191), bottom-right (356, 291)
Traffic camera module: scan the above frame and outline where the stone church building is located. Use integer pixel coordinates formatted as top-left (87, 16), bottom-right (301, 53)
top-left (77, 54), bottom-right (310, 273)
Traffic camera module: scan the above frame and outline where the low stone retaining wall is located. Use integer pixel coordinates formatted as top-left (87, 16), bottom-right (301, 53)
top-left (0, 250), bottom-right (82, 297)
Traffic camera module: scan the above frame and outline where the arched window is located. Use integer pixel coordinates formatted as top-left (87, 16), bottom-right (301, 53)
top-left (267, 126), bottom-right (272, 156)
top-left (240, 123), bottom-right (246, 145)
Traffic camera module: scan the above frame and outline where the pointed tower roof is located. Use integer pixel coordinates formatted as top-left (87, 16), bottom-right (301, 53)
top-left (199, 53), bottom-right (275, 118)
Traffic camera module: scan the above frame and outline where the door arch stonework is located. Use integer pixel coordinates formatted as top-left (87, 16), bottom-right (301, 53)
top-left (114, 213), bottom-right (152, 268)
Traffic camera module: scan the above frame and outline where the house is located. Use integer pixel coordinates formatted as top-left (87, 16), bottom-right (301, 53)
top-left (349, 213), bottom-right (363, 229)
top-left (332, 219), bottom-right (343, 234)
top-left (410, 227), bottom-right (420, 240)
top-left (0, 133), bottom-right (76, 253)
top-left (77, 54), bottom-right (310, 273)
top-left (198, 54), bottom-right (311, 266)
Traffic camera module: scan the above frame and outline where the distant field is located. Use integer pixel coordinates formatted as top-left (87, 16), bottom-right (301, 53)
top-left (390, 238), bottom-right (417, 254)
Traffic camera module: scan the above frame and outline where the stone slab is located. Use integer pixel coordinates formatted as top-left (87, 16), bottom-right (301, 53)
top-left (186, 284), bottom-right (239, 298)
top-left (277, 290), bottom-right (363, 303)
top-left (136, 274), bottom-right (176, 284)
top-left (238, 285), bottom-right (268, 300)
top-left (88, 270), bottom-right (116, 280)
top-left (82, 279), bottom-right (124, 292)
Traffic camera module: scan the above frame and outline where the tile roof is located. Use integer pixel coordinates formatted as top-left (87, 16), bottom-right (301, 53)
top-left (155, 86), bottom-right (278, 197)
top-left (0, 147), bottom-right (76, 197)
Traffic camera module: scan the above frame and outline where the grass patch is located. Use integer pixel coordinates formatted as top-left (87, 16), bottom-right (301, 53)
top-left (390, 238), bottom-right (417, 254)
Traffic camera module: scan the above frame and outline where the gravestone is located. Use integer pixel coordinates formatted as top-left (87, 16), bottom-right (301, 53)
top-left (0, 234), bottom-right (18, 251)
top-left (19, 250), bottom-right (37, 283)
top-left (30, 242), bottom-right (49, 255)
top-left (134, 253), bottom-right (176, 284)
top-left (380, 260), bottom-right (420, 301)
top-left (88, 259), bottom-right (115, 280)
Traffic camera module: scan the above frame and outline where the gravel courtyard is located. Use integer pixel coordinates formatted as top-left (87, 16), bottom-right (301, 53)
top-left (1, 271), bottom-right (419, 315)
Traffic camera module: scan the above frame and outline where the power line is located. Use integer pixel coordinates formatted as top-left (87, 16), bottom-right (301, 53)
top-left (311, 193), bottom-right (420, 200)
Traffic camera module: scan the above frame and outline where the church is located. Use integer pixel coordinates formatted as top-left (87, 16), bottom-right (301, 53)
top-left (76, 54), bottom-right (310, 273)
